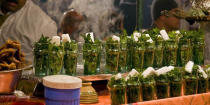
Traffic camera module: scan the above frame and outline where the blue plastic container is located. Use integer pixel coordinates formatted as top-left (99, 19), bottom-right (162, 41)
top-left (43, 75), bottom-right (82, 105)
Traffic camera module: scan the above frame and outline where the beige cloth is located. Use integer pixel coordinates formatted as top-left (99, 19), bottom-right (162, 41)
top-left (0, 0), bottom-right (57, 63)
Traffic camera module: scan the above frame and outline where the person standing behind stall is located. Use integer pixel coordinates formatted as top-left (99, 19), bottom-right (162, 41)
top-left (59, 9), bottom-right (84, 42)
top-left (0, 0), bottom-right (57, 62)
top-left (151, 0), bottom-right (180, 31)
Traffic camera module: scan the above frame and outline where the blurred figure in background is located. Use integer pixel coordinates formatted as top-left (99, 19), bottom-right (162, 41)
top-left (32, 0), bottom-right (73, 26)
top-left (59, 9), bottom-right (84, 41)
top-left (114, 0), bottom-right (136, 35)
top-left (0, 0), bottom-right (57, 62)
top-left (179, 0), bottom-right (200, 30)
top-left (69, 0), bottom-right (124, 41)
top-left (34, 0), bottom-right (124, 41)
top-left (151, 0), bottom-right (180, 31)
top-left (151, 0), bottom-right (199, 31)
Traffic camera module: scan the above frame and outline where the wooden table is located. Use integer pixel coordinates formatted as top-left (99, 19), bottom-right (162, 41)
top-left (3, 95), bottom-right (110, 105)
top-left (2, 93), bottom-right (210, 105)
top-left (133, 92), bottom-right (210, 105)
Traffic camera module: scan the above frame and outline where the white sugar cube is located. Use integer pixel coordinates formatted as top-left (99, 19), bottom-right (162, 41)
top-left (62, 34), bottom-right (71, 43)
top-left (198, 66), bottom-right (208, 79)
top-left (142, 67), bottom-right (156, 78)
top-left (133, 32), bottom-right (141, 42)
top-left (115, 73), bottom-right (122, 80)
top-left (51, 36), bottom-right (61, 46)
top-left (128, 69), bottom-right (139, 77)
top-left (160, 30), bottom-right (169, 40)
top-left (112, 35), bottom-right (120, 42)
top-left (185, 61), bottom-right (194, 73)
top-left (175, 30), bottom-right (181, 34)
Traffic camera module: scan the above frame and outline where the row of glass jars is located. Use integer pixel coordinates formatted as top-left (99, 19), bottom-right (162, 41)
top-left (108, 75), bottom-right (210, 104)
top-left (33, 43), bottom-right (78, 77)
top-left (34, 42), bottom-right (127, 76)
top-left (34, 38), bottom-right (205, 76)
top-left (129, 38), bottom-right (204, 72)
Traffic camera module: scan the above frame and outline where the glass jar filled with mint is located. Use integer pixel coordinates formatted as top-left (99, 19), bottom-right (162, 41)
top-left (141, 76), bottom-right (155, 101)
top-left (34, 35), bottom-right (51, 77)
top-left (142, 29), bottom-right (163, 68)
top-left (141, 67), bottom-right (156, 101)
top-left (144, 42), bottom-right (155, 69)
top-left (108, 73), bottom-right (126, 105)
top-left (118, 31), bottom-right (129, 73)
top-left (105, 36), bottom-right (121, 74)
top-left (163, 40), bottom-right (178, 66)
top-left (126, 69), bottom-right (141, 103)
top-left (126, 37), bottom-right (133, 71)
top-left (48, 37), bottom-right (64, 75)
top-left (155, 66), bottom-right (173, 99)
top-left (197, 66), bottom-right (208, 93)
top-left (83, 43), bottom-right (101, 75)
top-left (63, 40), bottom-right (78, 76)
top-left (177, 38), bottom-right (191, 67)
top-left (179, 30), bottom-right (194, 61)
top-left (192, 37), bottom-right (204, 65)
top-left (49, 51), bottom-right (64, 75)
top-left (118, 42), bottom-right (128, 73)
top-left (168, 67), bottom-right (182, 97)
top-left (183, 61), bottom-right (198, 95)
top-left (82, 32), bottom-right (102, 75)
top-left (133, 42), bottom-right (145, 72)
top-left (34, 49), bottom-right (49, 77)
top-left (153, 40), bottom-right (163, 68)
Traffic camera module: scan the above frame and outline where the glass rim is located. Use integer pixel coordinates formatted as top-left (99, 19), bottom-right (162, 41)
top-left (34, 42), bottom-right (50, 45)
top-left (83, 43), bottom-right (101, 45)
top-left (142, 81), bottom-right (155, 85)
top-left (197, 78), bottom-right (208, 80)
top-left (127, 83), bottom-right (141, 86)
top-left (65, 43), bottom-right (78, 47)
top-left (83, 49), bottom-right (99, 52)
top-left (33, 49), bottom-right (48, 52)
top-left (106, 48), bottom-right (120, 51)
top-left (155, 81), bottom-right (169, 84)
top-left (105, 42), bottom-right (120, 45)
top-left (184, 77), bottom-right (197, 80)
top-left (49, 51), bottom-right (65, 54)
top-left (170, 80), bottom-right (182, 83)
top-left (155, 39), bottom-right (164, 42)
top-left (179, 38), bottom-right (190, 41)
top-left (134, 46), bottom-right (145, 50)
top-left (142, 83), bottom-right (155, 86)
top-left (134, 41), bottom-right (145, 44)
top-left (65, 50), bottom-right (78, 53)
top-left (108, 84), bottom-right (126, 89)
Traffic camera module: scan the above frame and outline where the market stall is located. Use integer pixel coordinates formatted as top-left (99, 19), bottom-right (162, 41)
top-left (1, 0), bottom-right (210, 105)
top-left (1, 28), bottom-right (210, 105)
